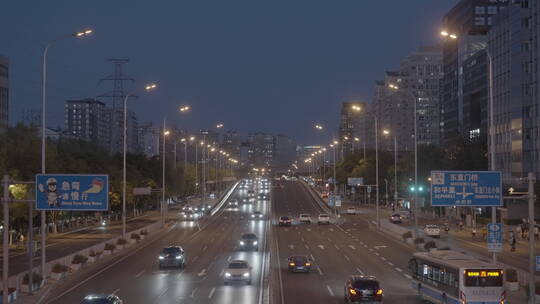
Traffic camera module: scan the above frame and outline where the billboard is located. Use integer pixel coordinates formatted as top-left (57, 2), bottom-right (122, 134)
top-left (36, 174), bottom-right (109, 211)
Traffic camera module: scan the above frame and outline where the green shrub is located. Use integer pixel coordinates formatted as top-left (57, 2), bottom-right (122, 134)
top-left (413, 237), bottom-right (425, 245)
top-left (140, 229), bottom-right (148, 235)
top-left (72, 254), bottom-right (88, 264)
top-left (117, 238), bottom-right (127, 245)
top-left (52, 264), bottom-right (69, 273)
top-left (402, 231), bottom-right (413, 240)
top-left (131, 233), bottom-right (140, 240)
top-left (104, 243), bottom-right (116, 251)
top-left (424, 241), bottom-right (437, 251)
top-left (22, 272), bottom-right (43, 284)
top-left (506, 269), bottom-right (518, 282)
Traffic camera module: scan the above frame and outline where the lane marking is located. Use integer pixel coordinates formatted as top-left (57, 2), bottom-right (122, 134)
top-left (381, 257), bottom-right (386, 261)
top-left (191, 288), bottom-right (197, 298)
top-left (112, 288), bottom-right (120, 295)
top-left (344, 255), bottom-right (350, 261)
top-left (202, 245), bottom-right (208, 251)
top-left (326, 285), bottom-right (334, 297)
top-left (388, 262), bottom-right (394, 266)
top-left (396, 267), bottom-right (403, 272)
top-left (318, 245), bottom-right (325, 250)
top-left (310, 254), bottom-right (315, 261)
top-left (301, 237), bottom-right (305, 242)
top-left (356, 267), bottom-right (364, 275)
top-left (329, 228), bottom-right (334, 232)
top-left (192, 255), bottom-right (199, 262)
top-left (135, 270), bottom-right (145, 278)
top-left (374, 252), bottom-right (379, 256)
top-left (227, 255), bottom-right (232, 262)
top-left (197, 269), bottom-right (207, 277)
top-left (288, 244), bottom-right (295, 250)
top-left (208, 287), bottom-right (216, 299)
top-left (368, 248), bottom-right (374, 252)
top-left (334, 244), bottom-right (340, 250)
top-left (317, 267), bottom-right (323, 275)
top-left (305, 244), bottom-right (310, 250)
top-left (405, 274), bottom-right (412, 279)
top-left (348, 245), bottom-right (356, 250)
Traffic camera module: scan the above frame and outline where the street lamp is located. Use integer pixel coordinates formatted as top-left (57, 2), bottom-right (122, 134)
top-left (122, 83), bottom-right (157, 239)
top-left (314, 124), bottom-right (324, 130)
top-left (179, 105), bottom-right (190, 112)
top-left (216, 123), bottom-right (224, 129)
top-left (39, 27), bottom-right (93, 280)
top-left (351, 104), bottom-right (361, 112)
top-left (383, 129), bottom-right (398, 211)
top-left (161, 127), bottom-right (170, 226)
top-left (388, 83), bottom-right (419, 236)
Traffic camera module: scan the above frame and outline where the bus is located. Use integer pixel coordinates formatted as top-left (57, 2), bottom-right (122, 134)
top-left (408, 250), bottom-right (505, 304)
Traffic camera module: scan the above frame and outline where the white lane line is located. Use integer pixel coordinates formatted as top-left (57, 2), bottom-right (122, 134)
top-left (396, 268), bottom-right (403, 272)
top-left (310, 254), bottom-right (315, 261)
top-left (317, 267), bottom-right (323, 275)
top-left (368, 248), bottom-right (374, 252)
top-left (334, 244), bottom-right (340, 250)
top-left (326, 285), bottom-right (334, 296)
top-left (374, 252), bottom-right (379, 256)
top-left (329, 228), bottom-right (334, 232)
top-left (305, 244), bottom-right (310, 250)
top-left (381, 257), bottom-right (386, 261)
top-left (227, 255), bottom-right (232, 262)
top-left (197, 269), bottom-right (207, 277)
top-left (301, 237), bottom-right (305, 242)
top-left (219, 269), bottom-right (224, 276)
top-left (388, 262), bottom-right (394, 266)
top-left (344, 255), bottom-right (350, 261)
top-left (405, 274), bottom-right (412, 279)
top-left (288, 244), bottom-right (295, 250)
top-left (363, 244), bottom-right (368, 248)
top-left (318, 245), bottom-right (325, 250)
top-left (359, 241), bottom-right (364, 244)
top-left (202, 245), bottom-right (208, 251)
top-left (135, 270), bottom-right (145, 278)
top-left (208, 287), bottom-right (216, 299)
top-left (192, 255), bottom-right (199, 262)
top-left (112, 288), bottom-right (120, 295)
top-left (191, 288), bottom-right (198, 298)
top-left (348, 245), bottom-right (356, 250)
top-left (356, 267), bottom-right (364, 275)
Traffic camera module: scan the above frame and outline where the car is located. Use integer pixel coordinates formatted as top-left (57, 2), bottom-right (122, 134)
top-left (182, 210), bottom-right (198, 221)
top-left (224, 260), bottom-right (252, 285)
top-left (299, 213), bottom-right (312, 223)
top-left (251, 211), bottom-right (264, 220)
top-left (318, 214), bottom-right (330, 225)
top-left (158, 246), bottom-right (186, 268)
top-left (82, 294), bottom-right (123, 304)
top-left (346, 207), bottom-right (356, 215)
top-left (238, 233), bottom-right (259, 251)
top-left (389, 214), bottom-right (402, 224)
top-left (287, 255), bottom-right (312, 273)
top-left (182, 204), bottom-right (193, 212)
top-left (229, 199), bottom-right (239, 207)
top-left (278, 216), bottom-right (292, 226)
top-left (321, 192), bottom-right (329, 198)
top-left (424, 224), bottom-right (441, 238)
top-left (344, 275), bottom-right (383, 303)
top-left (257, 193), bottom-right (268, 200)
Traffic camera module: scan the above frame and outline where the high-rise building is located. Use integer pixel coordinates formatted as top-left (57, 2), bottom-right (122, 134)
top-left (274, 135), bottom-right (297, 170)
top-left (247, 132), bottom-right (275, 167)
top-left (64, 99), bottom-right (110, 148)
top-left (374, 46), bottom-right (443, 153)
top-left (0, 56), bottom-right (8, 131)
top-left (137, 122), bottom-right (159, 157)
top-left (489, 1), bottom-right (536, 180)
top-left (223, 130), bottom-right (241, 159)
top-left (441, 0), bottom-right (509, 142)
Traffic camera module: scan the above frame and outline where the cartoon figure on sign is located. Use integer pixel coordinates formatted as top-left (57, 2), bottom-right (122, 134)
top-left (38, 178), bottom-right (61, 208)
top-left (84, 178), bottom-right (104, 194)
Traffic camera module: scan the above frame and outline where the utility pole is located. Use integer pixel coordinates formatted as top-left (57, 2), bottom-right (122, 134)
top-left (528, 172), bottom-right (536, 304)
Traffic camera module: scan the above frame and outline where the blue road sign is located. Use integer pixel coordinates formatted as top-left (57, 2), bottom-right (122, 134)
top-left (328, 195), bottom-right (335, 207)
top-left (36, 174), bottom-right (109, 211)
top-left (487, 223), bottom-right (503, 253)
top-left (430, 171), bottom-right (502, 206)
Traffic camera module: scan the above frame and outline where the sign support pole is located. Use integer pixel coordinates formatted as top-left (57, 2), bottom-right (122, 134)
top-left (3, 175), bottom-right (9, 304)
top-left (528, 172), bottom-right (535, 304)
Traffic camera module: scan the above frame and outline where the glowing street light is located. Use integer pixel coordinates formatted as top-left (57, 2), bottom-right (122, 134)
top-left (351, 105), bottom-right (361, 112)
top-left (179, 105), bottom-right (191, 112)
top-left (216, 123), bottom-right (224, 129)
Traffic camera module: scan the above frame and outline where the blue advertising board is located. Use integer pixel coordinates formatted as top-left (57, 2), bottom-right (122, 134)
top-left (430, 171), bottom-right (502, 206)
top-left (36, 174), bottom-right (109, 211)
top-left (487, 223), bottom-right (503, 253)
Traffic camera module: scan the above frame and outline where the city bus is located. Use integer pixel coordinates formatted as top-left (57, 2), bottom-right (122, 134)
top-left (408, 250), bottom-right (505, 304)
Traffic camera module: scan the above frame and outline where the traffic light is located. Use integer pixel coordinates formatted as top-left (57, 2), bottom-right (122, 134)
top-left (409, 185), bottom-right (424, 192)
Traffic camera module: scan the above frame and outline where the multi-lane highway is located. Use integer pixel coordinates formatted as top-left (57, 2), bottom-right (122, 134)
top-left (45, 179), bottom-right (425, 304)
top-left (47, 183), bottom-right (270, 304)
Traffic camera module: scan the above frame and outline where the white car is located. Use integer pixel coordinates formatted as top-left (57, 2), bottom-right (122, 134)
top-left (299, 214), bottom-right (312, 223)
top-left (224, 260), bottom-right (252, 285)
top-left (346, 207), bottom-right (356, 215)
top-left (318, 214), bottom-right (330, 225)
top-left (424, 225), bottom-right (441, 238)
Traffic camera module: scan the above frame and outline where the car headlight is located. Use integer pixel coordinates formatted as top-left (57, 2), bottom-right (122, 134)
top-left (251, 214), bottom-right (255, 218)
top-left (189, 215), bottom-right (193, 218)
top-left (159, 256), bottom-right (164, 260)
top-left (253, 241), bottom-right (258, 245)
top-left (225, 272), bottom-right (231, 277)
top-left (240, 241), bottom-right (245, 245)
top-left (176, 255), bottom-right (182, 259)
top-left (243, 272), bottom-right (250, 277)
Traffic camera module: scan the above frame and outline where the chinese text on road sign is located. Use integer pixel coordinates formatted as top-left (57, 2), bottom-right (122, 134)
top-left (430, 171), bottom-right (502, 206)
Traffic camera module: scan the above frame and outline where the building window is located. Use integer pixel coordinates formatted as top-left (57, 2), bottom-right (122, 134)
top-left (487, 6), bottom-right (498, 15)
top-left (469, 128), bottom-right (480, 139)
top-left (475, 6), bottom-right (485, 15)
top-left (475, 17), bottom-right (485, 26)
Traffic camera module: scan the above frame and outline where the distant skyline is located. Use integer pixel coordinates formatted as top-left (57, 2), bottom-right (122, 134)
top-left (1, 0), bottom-right (457, 145)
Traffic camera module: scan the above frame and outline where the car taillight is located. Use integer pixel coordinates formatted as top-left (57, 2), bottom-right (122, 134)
top-left (348, 288), bottom-right (357, 295)
top-left (376, 289), bottom-right (383, 295)
top-left (289, 262), bottom-right (295, 266)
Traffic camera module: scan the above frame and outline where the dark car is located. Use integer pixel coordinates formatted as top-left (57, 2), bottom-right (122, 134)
top-left (82, 294), bottom-right (123, 304)
top-left (344, 276), bottom-right (383, 303)
top-left (182, 210), bottom-right (198, 221)
top-left (389, 214), bottom-right (402, 224)
top-left (287, 255), bottom-right (312, 273)
top-left (279, 216), bottom-right (292, 226)
top-left (158, 246), bottom-right (186, 268)
top-left (238, 233), bottom-right (258, 251)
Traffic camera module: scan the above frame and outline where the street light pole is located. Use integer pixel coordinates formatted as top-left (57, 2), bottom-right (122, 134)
top-left (413, 94), bottom-right (419, 237)
top-left (394, 135), bottom-right (398, 209)
top-left (487, 51), bottom-right (498, 264)
top-left (162, 119), bottom-right (168, 226)
top-left (375, 117), bottom-right (380, 229)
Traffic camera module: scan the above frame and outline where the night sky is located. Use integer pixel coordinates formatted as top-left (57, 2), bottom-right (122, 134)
top-left (1, 0), bottom-right (457, 145)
